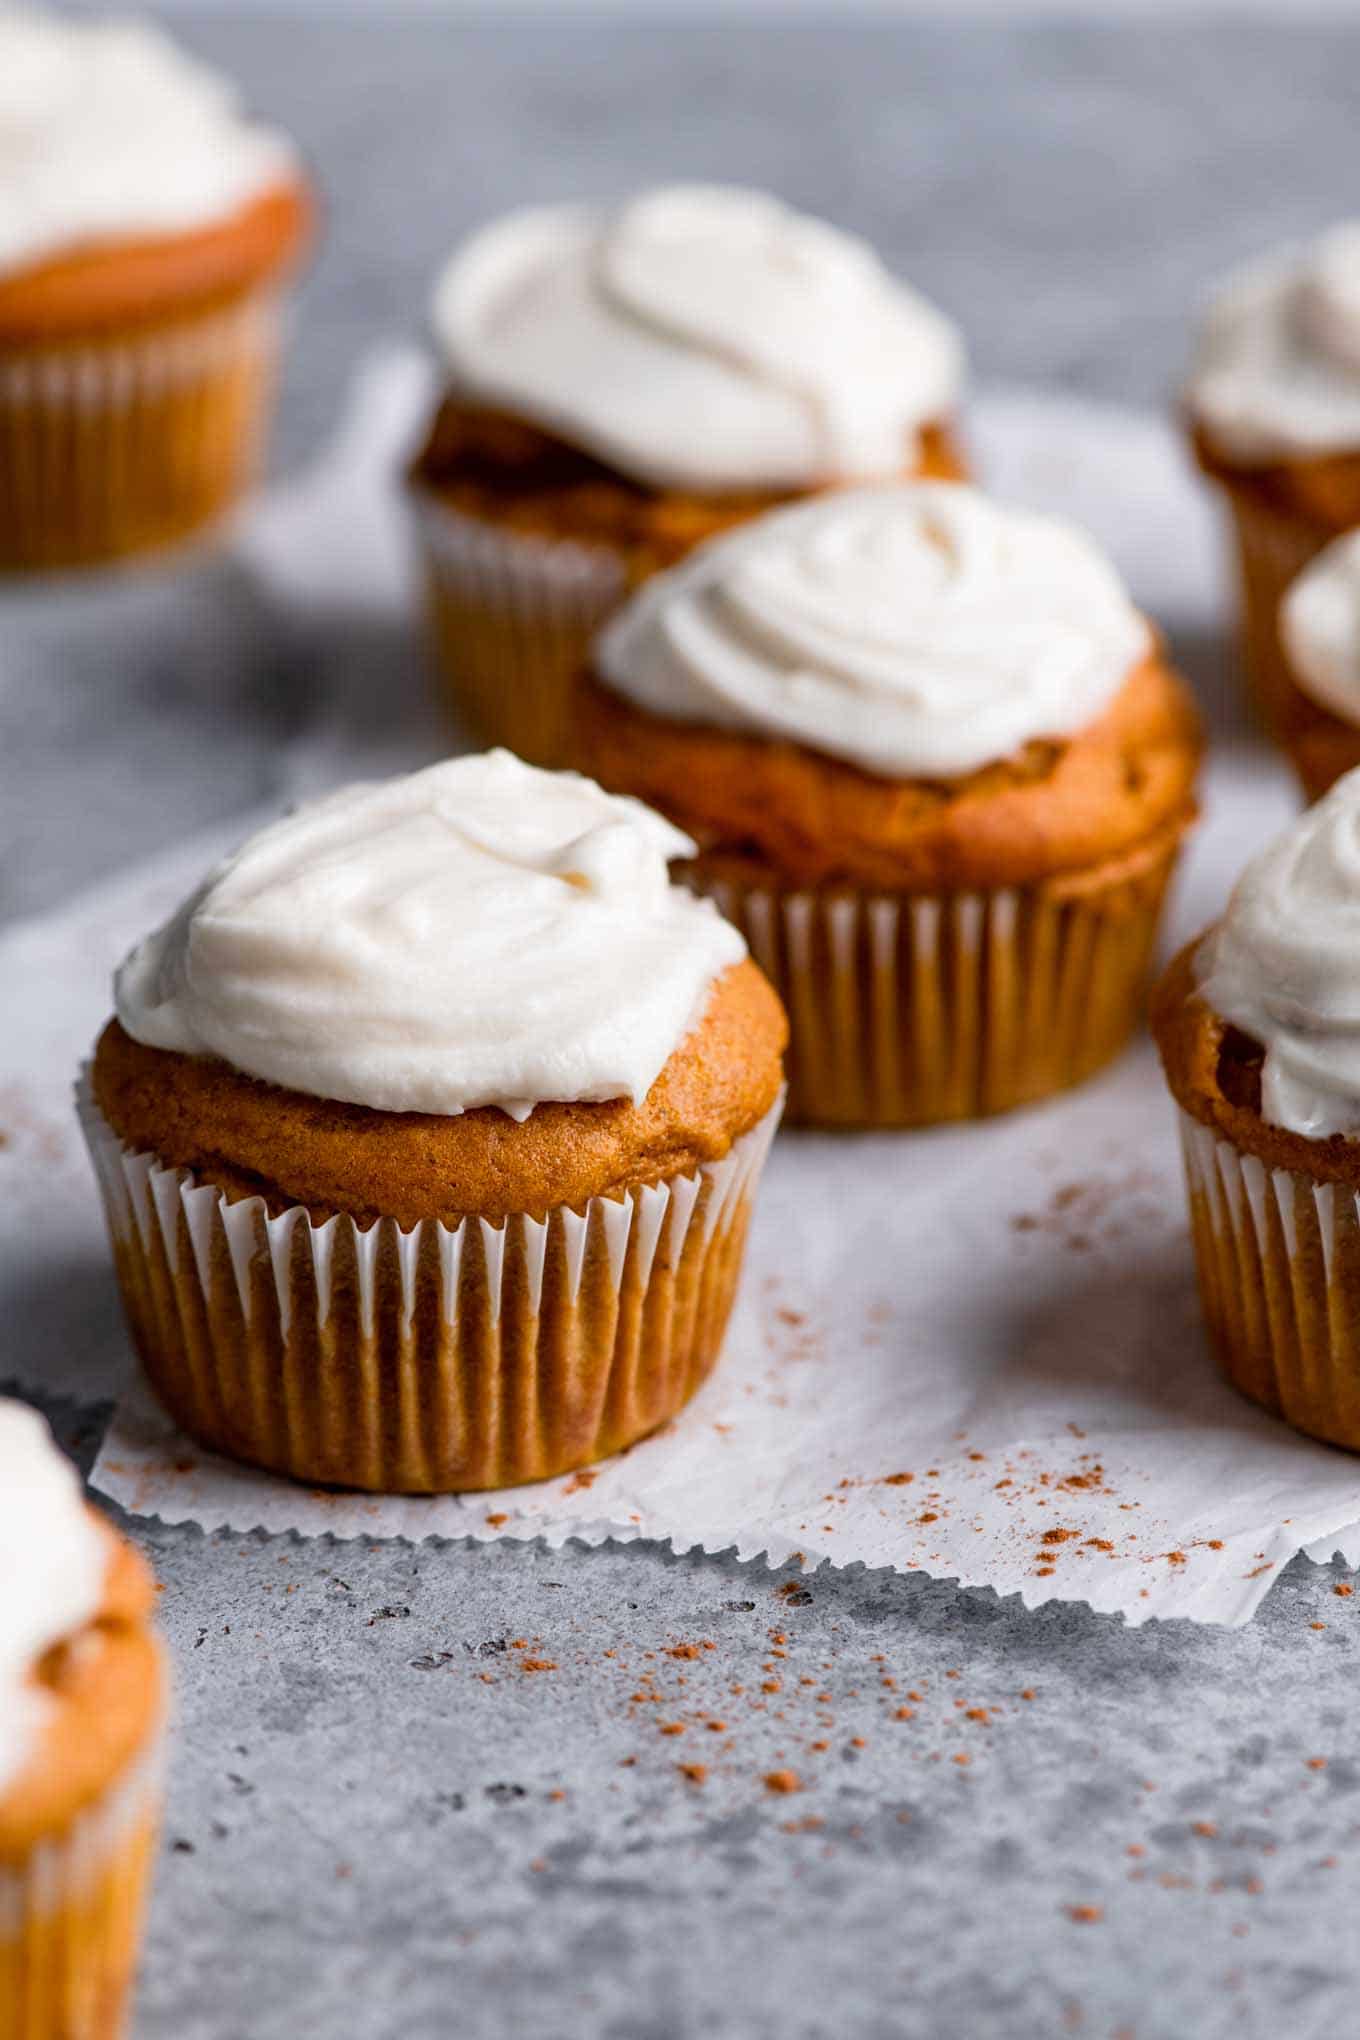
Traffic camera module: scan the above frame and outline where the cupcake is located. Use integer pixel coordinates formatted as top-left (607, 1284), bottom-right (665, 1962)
top-left (1154, 769), bottom-right (1360, 1451)
top-left (574, 481), bottom-right (1202, 1129)
top-left (0, 10), bottom-right (313, 570)
top-left (408, 184), bottom-right (965, 765)
top-left (0, 1398), bottom-right (165, 2035)
top-left (80, 751), bottom-right (786, 1494)
top-left (1273, 528), bottom-right (1360, 798)
top-left (1186, 223), bottom-right (1360, 726)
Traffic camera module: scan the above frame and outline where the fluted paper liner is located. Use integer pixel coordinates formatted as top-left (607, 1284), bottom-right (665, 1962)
top-left (0, 293), bottom-right (282, 571)
top-left (410, 490), bottom-right (627, 765)
top-left (691, 831), bottom-right (1184, 1128)
top-left (1220, 483), bottom-right (1338, 732)
top-left (1179, 1110), bottom-right (1360, 1453)
top-left (0, 1745), bottom-right (162, 2040)
top-left (79, 1084), bottom-right (781, 1494)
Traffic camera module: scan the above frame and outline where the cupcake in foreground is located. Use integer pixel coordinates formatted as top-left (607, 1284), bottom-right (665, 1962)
top-left (1274, 529), bottom-right (1360, 797)
top-left (408, 184), bottom-right (966, 764)
top-left (0, 1399), bottom-right (165, 2035)
top-left (1154, 769), bottom-right (1360, 1451)
top-left (1186, 223), bottom-right (1360, 724)
top-left (575, 481), bottom-right (1202, 1128)
top-left (81, 752), bottom-right (786, 1494)
top-left (0, 9), bottom-right (313, 570)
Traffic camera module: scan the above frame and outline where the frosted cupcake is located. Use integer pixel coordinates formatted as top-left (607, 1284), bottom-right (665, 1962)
top-left (1273, 529), bottom-right (1360, 798)
top-left (575, 482), bottom-right (1202, 1128)
top-left (408, 185), bottom-right (966, 764)
top-left (1154, 769), bottom-right (1360, 1451)
top-left (0, 1399), bottom-right (165, 2035)
top-left (81, 752), bottom-right (786, 1494)
top-left (0, 9), bottom-right (313, 570)
top-left (1186, 224), bottom-right (1360, 725)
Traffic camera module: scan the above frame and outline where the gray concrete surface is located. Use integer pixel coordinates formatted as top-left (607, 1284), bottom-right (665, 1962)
top-left (7, 12), bottom-right (1360, 2037)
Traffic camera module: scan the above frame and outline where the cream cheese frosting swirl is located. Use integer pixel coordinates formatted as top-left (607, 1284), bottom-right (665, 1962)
top-left (0, 1399), bottom-right (107, 1797)
top-left (0, 9), bottom-right (297, 279)
top-left (430, 185), bottom-right (964, 494)
top-left (1282, 530), bottom-right (1360, 727)
top-left (595, 482), bottom-right (1150, 780)
top-left (1187, 224), bottom-right (1360, 461)
top-left (114, 752), bottom-right (746, 1121)
top-left (1199, 767), bottom-right (1360, 1138)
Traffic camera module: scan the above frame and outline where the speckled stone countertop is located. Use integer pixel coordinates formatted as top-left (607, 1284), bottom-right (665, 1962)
top-left (7, 14), bottom-right (1360, 2038)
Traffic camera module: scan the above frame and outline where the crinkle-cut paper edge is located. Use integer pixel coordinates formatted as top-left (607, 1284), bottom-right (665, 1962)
top-left (92, 1412), bottom-right (1360, 1629)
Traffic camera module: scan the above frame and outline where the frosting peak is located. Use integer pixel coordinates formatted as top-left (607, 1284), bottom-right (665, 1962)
top-left (1200, 767), bottom-right (1360, 1138)
top-left (595, 483), bottom-right (1150, 780)
top-left (0, 9), bottom-right (297, 279)
top-left (114, 752), bottom-right (746, 1120)
top-left (0, 1399), bottom-right (107, 1797)
top-left (431, 185), bottom-right (963, 493)
top-left (1187, 224), bottom-right (1360, 460)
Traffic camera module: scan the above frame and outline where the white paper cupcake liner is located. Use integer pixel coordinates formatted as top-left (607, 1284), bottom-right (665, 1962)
top-left (0, 1740), bottom-right (163, 2036)
top-left (409, 488), bottom-right (627, 764)
top-left (0, 293), bottom-right (282, 570)
top-left (1178, 1109), bottom-right (1360, 1452)
top-left (692, 836), bottom-right (1182, 1126)
top-left (78, 1081), bottom-right (782, 1494)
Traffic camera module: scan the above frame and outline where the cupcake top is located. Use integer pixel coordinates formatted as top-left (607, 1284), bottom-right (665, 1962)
top-left (0, 1399), bottom-right (107, 1798)
top-left (1198, 767), bottom-right (1360, 1138)
top-left (1283, 529), bottom-right (1360, 726)
top-left (0, 9), bottom-right (298, 279)
top-left (594, 482), bottom-right (1150, 780)
top-left (430, 185), bottom-right (963, 496)
top-left (114, 751), bottom-right (746, 1122)
top-left (1187, 224), bottom-right (1360, 463)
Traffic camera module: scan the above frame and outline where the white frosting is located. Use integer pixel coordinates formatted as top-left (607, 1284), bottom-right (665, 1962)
top-left (595, 482), bottom-right (1150, 780)
top-left (0, 10), bottom-right (297, 278)
top-left (0, 1399), bottom-right (107, 1799)
top-left (1282, 529), bottom-right (1360, 726)
top-left (1199, 767), bottom-right (1360, 1138)
top-left (1187, 225), bottom-right (1360, 460)
top-left (114, 751), bottom-right (746, 1121)
top-left (431, 185), bottom-right (964, 494)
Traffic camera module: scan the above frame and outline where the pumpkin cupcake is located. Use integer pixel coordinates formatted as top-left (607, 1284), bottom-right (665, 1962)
top-left (575, 481), bottom-right (1202, 1128)
top-left (1186, 223), bottom-right (1360, 727)
top-left (408, 184), bottom-right (966, 765)
top-left (0, 9), bottom-right (313, 571)
top-left (1272, 528), bottom-right (1360, 798)
top-left (0, 1398), bottom-right (166, 2038)
top-left (81, 751), bottom-right (786, 1494)
top-left (1154, 769), bottom-right (1360, 1451)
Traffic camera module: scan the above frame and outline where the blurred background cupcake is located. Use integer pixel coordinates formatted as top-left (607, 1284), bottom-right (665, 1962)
top-left (575, 480), bottom-right (1202, 1128)
top-left (1186, 222), bottom-right (1360, 728)
top-left (0, 8), bottom-right (313, 571)
top-left (1273, 529), bottom-right (1360, 799)
top-left (407, 183), bottom-right (965, 765)
top-left (0, 1397), bottom-right (166, 2035)
top-left (1154, 769), bottom-right (1360, 1452)
top-left (81, 751), bottom-right (785, 1494)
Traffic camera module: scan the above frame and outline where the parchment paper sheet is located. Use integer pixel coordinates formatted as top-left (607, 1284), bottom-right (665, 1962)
top-left (7, 348), bottom-right (1357, 1625)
